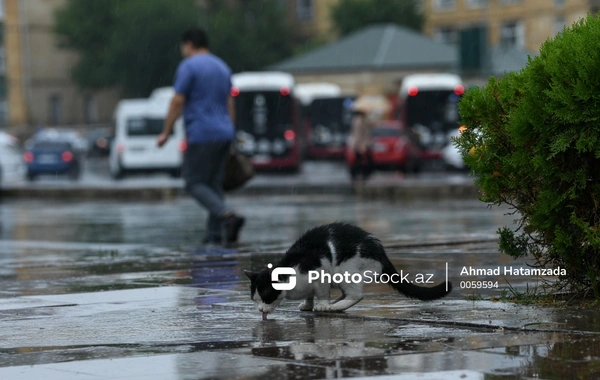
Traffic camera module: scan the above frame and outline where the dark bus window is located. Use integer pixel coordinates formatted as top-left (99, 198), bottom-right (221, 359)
top-left (234, 91), bottom-right (292, 138)
top-left (309, 97), bottom-right (354, 132)
top-left (406, 90), bottom-right (461, 132)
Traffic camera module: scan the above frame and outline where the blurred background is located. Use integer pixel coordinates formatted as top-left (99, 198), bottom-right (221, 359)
top-left (1, 4), bottom-right (597, 377)
top-left (0, 0), bottom-right (595, 185)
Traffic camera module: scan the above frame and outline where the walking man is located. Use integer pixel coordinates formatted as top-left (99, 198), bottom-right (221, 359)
top-left (157, 27), bottom-right (244, 245)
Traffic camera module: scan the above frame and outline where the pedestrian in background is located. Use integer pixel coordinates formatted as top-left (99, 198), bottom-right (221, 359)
top-left (157, 27), bottom-right (244, 246)
top-left (348, 103), bottom-right (375, 184)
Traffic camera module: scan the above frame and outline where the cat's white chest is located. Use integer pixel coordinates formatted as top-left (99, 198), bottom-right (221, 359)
top-left (284, 272), bottom-right (314, 300)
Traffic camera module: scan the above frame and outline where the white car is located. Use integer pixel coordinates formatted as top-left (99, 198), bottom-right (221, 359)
top-left (442, 128), bottom-right (467, 170)
top-left (109, 88), bottom-right (185, 179)
top-left (0, 131), bottom-right (24, 184)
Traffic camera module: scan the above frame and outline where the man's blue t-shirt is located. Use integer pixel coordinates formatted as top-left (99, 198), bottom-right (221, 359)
top-left (173, 53), bottom-right (235, 144)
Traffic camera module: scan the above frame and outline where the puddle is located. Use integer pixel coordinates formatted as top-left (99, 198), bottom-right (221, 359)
top-left (2, 198), bottom-right (598, 378)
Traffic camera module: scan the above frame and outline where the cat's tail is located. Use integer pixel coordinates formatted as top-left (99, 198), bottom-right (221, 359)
top-left (382, 260), bottom-right (452, 301)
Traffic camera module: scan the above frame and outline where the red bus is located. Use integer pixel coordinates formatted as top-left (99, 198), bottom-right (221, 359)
top-left (231, 72), bottom-right (301, 171)
top-left (396, 73), bottom-right (465, 160)
top-left (305, 96), bottom-right (356, 159)
top-left (295, 83), bottom-right (354, 159)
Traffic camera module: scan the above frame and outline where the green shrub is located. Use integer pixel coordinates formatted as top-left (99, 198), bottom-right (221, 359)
top-left (455, 14), bottom-right (600, 294)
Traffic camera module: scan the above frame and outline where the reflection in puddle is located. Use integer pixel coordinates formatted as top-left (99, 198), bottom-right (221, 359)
top-left (244, 315), bottom-right (600, 379)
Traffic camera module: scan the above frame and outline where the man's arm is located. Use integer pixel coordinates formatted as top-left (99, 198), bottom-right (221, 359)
top-left (157, 93), bottom-right (185, 147)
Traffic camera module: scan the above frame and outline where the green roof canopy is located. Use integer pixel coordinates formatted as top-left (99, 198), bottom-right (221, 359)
top-left (270, 24), bottom-right (457, 73)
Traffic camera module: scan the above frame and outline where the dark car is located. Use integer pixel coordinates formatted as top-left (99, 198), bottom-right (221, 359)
top-left (85, 128), bottom-right (113, 157)
top-left (24, 140), bottom-right (81, 181)
top-left (346, 121), bottom-right (422, 173)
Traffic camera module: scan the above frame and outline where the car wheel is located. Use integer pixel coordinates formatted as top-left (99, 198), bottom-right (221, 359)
top-left (111, 161), bottom-right (125, 180)
top-left (68, 165), bottom-right (81, 181)
top-left (287, 165), bottom-right (301, 174)
top-left (412, 158), bottom-right (422, 174)
top-left (111, 169), bottom-right (124, 180)
top-left (169, 168), bottom-right (181, 178)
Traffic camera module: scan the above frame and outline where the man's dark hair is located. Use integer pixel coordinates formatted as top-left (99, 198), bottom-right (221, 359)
top-left (181, 27), bottom-right (209, 49)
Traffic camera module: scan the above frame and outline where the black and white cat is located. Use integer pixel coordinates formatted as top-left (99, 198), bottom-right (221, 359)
top-left (244, 223), bottom-right (452, 317)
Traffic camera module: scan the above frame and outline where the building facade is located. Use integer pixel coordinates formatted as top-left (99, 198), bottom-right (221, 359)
top-left (271, 24), bottom-right (457, 96)
top-left (4, 0), bottom-right (119, 129)
top-left (424, 0), bottom-right (598, 53)
top-left (284, 0), bottom-right (340, 42)
top-left (2, 0), bottom-right (341, 129)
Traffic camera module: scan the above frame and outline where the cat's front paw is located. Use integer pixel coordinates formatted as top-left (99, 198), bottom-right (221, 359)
top-left (298, 302), bottom-right (313, 311)
top-left (313, 303), bottom-right (331, 312)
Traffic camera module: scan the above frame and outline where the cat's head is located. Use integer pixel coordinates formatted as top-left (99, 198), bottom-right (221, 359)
top-left (244, 268), bottom-right (284, 315)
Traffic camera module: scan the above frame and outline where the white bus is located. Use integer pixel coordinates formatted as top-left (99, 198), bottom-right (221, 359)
top-left (231, 71), bottom-right (301, 171)
top-left (295, 83), bottom-right (355, 159)
top-left (109, 87), bottom-right (186, 179)
top-left (295, 83), bottom-right (341, 107)
top-left (397, 73), bottom-right (464, 157)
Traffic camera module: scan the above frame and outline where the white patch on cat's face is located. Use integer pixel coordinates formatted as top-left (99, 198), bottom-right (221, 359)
top-left (252, 288), bottom-right (284, 314)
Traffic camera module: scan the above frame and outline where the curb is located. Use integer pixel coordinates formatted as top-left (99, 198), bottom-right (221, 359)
top-left (0, 186), bottom-right (184, 201)
top-left (358, 182), bottom-right (480, 200)
top-left (0, 182), bottom-right (479, 201)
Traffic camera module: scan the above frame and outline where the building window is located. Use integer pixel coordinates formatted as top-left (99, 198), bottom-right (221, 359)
top-left (501, 20), bottom-right (525, 48)
top-left (434, 0), bottom-right (456, 11)
top-left (554, 16), bottom-right (567, 35)
top-left (84, 95), bottom-right (98, 124)
top-left (49, 94), bottom-right (61, 125)
top-left (466, 0), bottom-right (488, 9)
top-left (554, 0), bottom-right (566, 8)
top-left (434, 26), bottom-right (458, 44)
top-left (296, 0), bottom-right (313, 22)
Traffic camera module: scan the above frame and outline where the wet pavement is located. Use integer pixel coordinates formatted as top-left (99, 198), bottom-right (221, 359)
top-left (0, 158), bottom-right (477, 200)
top-left (1, 197), bottom-right (599, 379)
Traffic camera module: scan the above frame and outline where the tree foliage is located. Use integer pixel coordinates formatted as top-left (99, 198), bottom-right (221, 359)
top-left (455, 15), bottom-right (600, 294)
top-left (330, 0), bottom-right (424, 36)
top-left (55, 0), bottom-right (198, 98)
top-left (201, 0), bottom-right (294, 72)
top-left (55, 0), bottom-right (295, 96)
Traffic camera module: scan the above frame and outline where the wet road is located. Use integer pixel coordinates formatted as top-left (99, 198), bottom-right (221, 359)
top-left (2, 157), bottom-right (352, 186)
top-left (1, 157), bottom-right (473, 197)
top-left (1, 197), bottom-right (599, 379)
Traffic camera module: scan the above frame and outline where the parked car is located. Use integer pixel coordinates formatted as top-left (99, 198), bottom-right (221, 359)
top-left (85, 128), bottom-right (113, 157)
top-left (441, 127), bottom-right (465, 170)
top-left (345, 121), bottom-right (422, 173)
top-left (441, 126), bottom-right (473, 171)
top-left (0, 131), bottom-right (24, 184)
top-left (24, 140), bottom-right (81, 181)
top-left (31, 128), bottom-right (89, 155)
top-left (109, 88), bottom-right (185, 179)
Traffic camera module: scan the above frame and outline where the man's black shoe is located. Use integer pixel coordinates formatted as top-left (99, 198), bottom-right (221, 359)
top-left (224, 214), bottom-right (245, 243)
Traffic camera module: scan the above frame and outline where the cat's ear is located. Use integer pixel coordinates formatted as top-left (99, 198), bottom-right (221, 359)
top-left (244, 270), bottom-right (258, 281)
